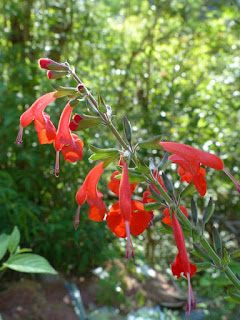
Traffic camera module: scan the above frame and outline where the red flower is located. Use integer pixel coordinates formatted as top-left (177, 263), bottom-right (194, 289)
top-left (15, 92), bottom-right (56, 145)
top-left (106, 200), bottom-right (151, 238)
top-left (54, 104), bottom-right (83, 177)
top-left (159, 142), bottom-right (224, 197)
top-left (107, 161), bottom-right (151, 261)
top-left (163, 207), bottom-right (196, 315)
top-left (162, 206), bottom-right (188, 226)
top-left (75, 162), bottom-right (107, 228)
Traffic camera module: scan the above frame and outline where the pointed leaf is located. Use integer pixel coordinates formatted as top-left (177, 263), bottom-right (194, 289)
top-left (191, 198), bottom-right (198, 225)
top-left (213, 227), bottom-right (222, 258)
top-left (157, 152), bottom-right (169, 170)
top-left (89, 145), bottom-right (119, 161)
top-left (227, 288), bottom-right (240, 304)
top-left (230, 249), bottom-right (240, 259)
top-left (192, 244), bottom-right (213, 263)
top-left (144, 202), bottom-right (162, 211)
top-left (203, 197), bottom-right (215, 226)
top-left (3, 254), bottom-right (57, 274)
top-left (195, 262), bottom-right (212, 271)
top-left (138, 135), bottom-right (163, 150)
top-left (123, 116), bottom-right (132, 144)
top-left (0, 234), bottom-right (9, 260)
top-left (221, 248), bottom-right (230, 265)
top-left (180, 182), bottom-right (195, 199)
top-left (161, 172), bottom-right (174, 194)
top-left (149, 186), bottom-right (164, 202)
top-left (115, 172), bottom-right (145, 184)
top-left (102, 154), bottom-right (122, 168)
top-left (8, 226), bottom-right (20, 254)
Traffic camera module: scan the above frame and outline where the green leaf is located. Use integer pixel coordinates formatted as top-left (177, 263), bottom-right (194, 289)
top-left (230, 249), bottom-right (240, 259)
top-left (202, 197), bottom-right (215, 226)
top-left (16, 248), bottom-right (33, 254)
top-left (225, 296), bottom-right (240, 304)
top-left (226, 288), bottom-right (240, 304)
top-left (115, 172), bottom-right (145, 183)
top-left (102, 154), bottom-right (120, 168)
top-left (213, 227), bottom-right (222, 258)
top-left (195, 262), bottom-right (212, 271)
top-left (161, 172), bottom-right (174, 194)
top-left (149, 186), bottom-right (164, 202)
top-left (144, 202), bottom-right (161, 211)
top-left (8, 226), bottom-right (20, 254)
top-left (74, 114), bottom-right (102, 130)
top-left (191, 198), bottom-right (198, 225)
top-left (0, 234), bottom-right (9, 260)
top-left (180, 182), bottom-right (195, 199)
top-left (89, 146), bottom-right (119, 162)
top-left (221, 248), bottom-right (230, 266)
top-left (123, 116), bottom-right (132, 144)
top-left (3, 254), bottom-right (57, 274)
top-left (52, 84), bottom-right (78, 98)
top-left (192, 226), bottom-right (201, 242)
top-left (192, 244), bottom-right (213, 263)
top-left (157, 152), bottom-right (169, 170)
top-left (138, 135), bottom-right (163, 150)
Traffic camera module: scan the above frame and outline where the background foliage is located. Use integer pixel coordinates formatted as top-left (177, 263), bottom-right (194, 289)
top-left (0, 0), bottom-right (240, 317)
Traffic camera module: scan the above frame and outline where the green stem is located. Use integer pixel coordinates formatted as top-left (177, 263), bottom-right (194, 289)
top-left (224, 266), bottom-right (240, 291)
top-left (200, 236), bottom-right (221, 267)
top-left (107, 121), bottom-right (129, 150)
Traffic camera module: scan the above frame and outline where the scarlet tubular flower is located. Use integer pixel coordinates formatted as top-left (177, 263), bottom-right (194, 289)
top-left (107, 161), bottom-right (151, 262)
top-left (15, 92), bottom-right (56, 145)
top-left (163, 207), bottom-right (196, 315)
top-left (159, 142), bottom-right (224, 197)
top-left (54, 104), bottom-right (83, 177)
top-left (171, 211), bottom-right (197, 315)
top-left (75, 162), bottom-right (107, 228)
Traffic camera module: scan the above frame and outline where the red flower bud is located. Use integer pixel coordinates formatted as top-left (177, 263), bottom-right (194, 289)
top-left (77, 84), bottom-right (85, 91)
top-left (73, 114), bottom-right (83, 123)
top-left (69, 121), bottom-right (79, 131)
top-left (38, 58), bottom-right (68, 71)
top-left (39, 58), bottom-right (51, 69)
top-left (47, 70), bottom-right (53, 79)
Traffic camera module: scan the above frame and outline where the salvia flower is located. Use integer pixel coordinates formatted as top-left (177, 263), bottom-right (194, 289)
top-left (162, 207), bottom-right (196, 315)
top-left (54, 104), bottom-right (83, 177)
top-left (107, 161), bottom-right (151, 262)
top-left (16, 92), bottom-right (57, 145)
top-left (75, 162), bottom-right (107, 229)
top-left (159, 142), bottom-right (224, 197)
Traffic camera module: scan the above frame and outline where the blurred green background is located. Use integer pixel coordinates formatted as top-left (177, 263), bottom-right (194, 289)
top-left (0, 0), bottom-right (240, 318)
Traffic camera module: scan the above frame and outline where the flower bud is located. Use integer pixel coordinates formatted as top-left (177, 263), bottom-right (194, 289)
top-left (69, 121), bottom-right (79, 131)
top-left (73, 114), bottom-right (83, 123)
top-left (47, 70), bottom-right (68, 80)
top-left (38, 58), bottom-right (68, 71)
top-left (77, 84), bottom-right (85, 91)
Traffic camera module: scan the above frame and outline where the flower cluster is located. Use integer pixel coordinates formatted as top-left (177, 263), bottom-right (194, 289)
top-left (15, 58), bottom-right (240, 316)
